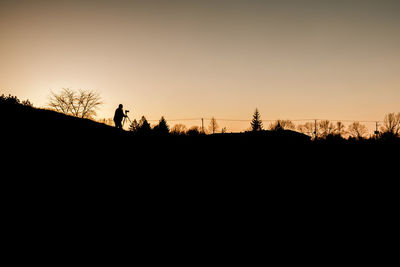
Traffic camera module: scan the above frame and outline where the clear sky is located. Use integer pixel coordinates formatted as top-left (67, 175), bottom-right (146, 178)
top-left (1, 0), bottom-right (399, 131)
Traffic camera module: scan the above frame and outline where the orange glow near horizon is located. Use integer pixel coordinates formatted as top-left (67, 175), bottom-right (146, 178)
top-left (1, 0), bottom-right (400, 133)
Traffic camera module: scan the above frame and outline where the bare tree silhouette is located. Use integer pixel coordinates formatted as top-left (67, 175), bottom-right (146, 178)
top-left (208, 117), bottom-right (219, 134)
top-left (334, 121), bottom-right (347, 137)
top-left (318, 120), bottom-right (335, 138)
top-left (297, 122), bottom-right (315, 137)
top-left (171, 124), bottom-right (187, 135)
top-left (48, 88), bottom-right (102, 119)
top-left (269, 120), bottom-right (295, 131)
top-left (381, 112), bottom-right (400, 136)
top-left (348, 122), bottom-right (368, 139)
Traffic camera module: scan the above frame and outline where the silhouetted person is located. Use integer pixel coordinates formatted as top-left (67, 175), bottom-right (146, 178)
top-left (114, 104), bottom-right (126, 129)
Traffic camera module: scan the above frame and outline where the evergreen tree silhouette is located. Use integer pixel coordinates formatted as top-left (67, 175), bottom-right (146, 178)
top-left (251, 108), bottom-right (263, 132)
top-left (138, 116), bottom-right (151, 135)
top-left (153, 116), bottom-right (170, 135)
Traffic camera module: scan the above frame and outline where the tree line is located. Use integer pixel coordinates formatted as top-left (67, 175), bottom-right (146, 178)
top-left (127, 116), bottom-right (208, 136)
top-left (120, 108), bottom-right (400, 141)
top-left (3, 90), bottom-right (399, 142)
top-left (250, 108), bottom-right (400, 140)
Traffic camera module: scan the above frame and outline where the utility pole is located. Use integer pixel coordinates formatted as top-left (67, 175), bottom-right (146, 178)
top-left (314, 119), bottom-right (318, 139)
top-left (201, 118), bottom-right (204, 133)
top-left (374, 121), bottom-right (379, 136)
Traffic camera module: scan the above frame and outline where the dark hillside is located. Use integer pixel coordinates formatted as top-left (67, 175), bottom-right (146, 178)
top-left (1, 98), bottom-right (397, 248)
top-left (1, 99), bottom-right (311, 151)
top-left (1, 98), bottom-right (397, 178)
top-left (1, 101), bottom-right (121, 141)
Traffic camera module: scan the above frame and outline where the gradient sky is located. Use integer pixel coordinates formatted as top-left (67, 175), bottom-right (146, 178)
top-left (1, 0), bottom-right (399, 131)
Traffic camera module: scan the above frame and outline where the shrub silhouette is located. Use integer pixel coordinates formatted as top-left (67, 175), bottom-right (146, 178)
top-left (129, 119), bottom-right (140, 133)
top-left (187, 126), bottom-right (202, 136)
top-left (1, 94), bottom-right (32, 106)
top-left (324, 133), bottom-right (346, 144)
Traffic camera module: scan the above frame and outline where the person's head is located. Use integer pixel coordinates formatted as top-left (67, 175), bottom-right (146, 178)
top-left (118, 104), bottom-right (123, 109)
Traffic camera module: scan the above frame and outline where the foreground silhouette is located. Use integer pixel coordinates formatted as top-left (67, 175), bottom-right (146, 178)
top-left (2, 94), bottom-right (398, 256)
top-left (113, 104), bottom-right (126, 129)
top-left (1, 94), bottom-right (399, 175)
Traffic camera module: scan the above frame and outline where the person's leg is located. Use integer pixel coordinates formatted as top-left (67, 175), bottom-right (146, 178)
top-left (115, 120), bottom-right (122, 129)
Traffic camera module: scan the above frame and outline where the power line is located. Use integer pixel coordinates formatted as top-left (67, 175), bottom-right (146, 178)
top-left (144, 117), bottom-right (382, 123)
top-left (119, 116), bottom-right (385, 134)
top-left (146, 118), bottom-right (202, 122)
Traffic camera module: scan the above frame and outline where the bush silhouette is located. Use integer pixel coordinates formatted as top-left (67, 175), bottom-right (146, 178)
top-left (187, 126), bottom-right (202, 136)
top-left (129, 119), bottom-right (139, 133)
top-left (1, 94), bottom-right (32, 106)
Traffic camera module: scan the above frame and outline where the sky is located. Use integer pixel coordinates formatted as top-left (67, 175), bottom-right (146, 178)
top-left (1, 0), bottom-right (400, 132)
